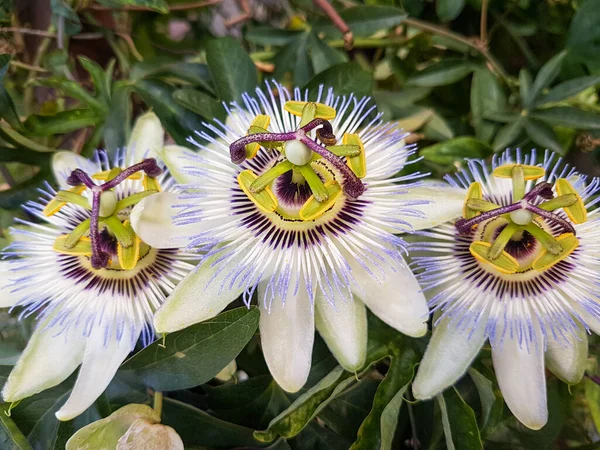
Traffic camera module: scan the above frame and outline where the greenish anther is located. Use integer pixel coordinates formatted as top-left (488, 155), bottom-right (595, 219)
top-left (524, 223), bottom-right (562, 255)
top-left (297, 164), bottom-right (329, 202)
top-left (538, 194), bottom-right (578, 211)
top-left (55, 190), bottom-right (91, 210)
top-left (327, 144), bottom-right (361, 157)
top-left (101, 215), bottom-right (134, 248)
top-left (64, 219), bottom-right (91, 249)
top-left (512, 165), bottom-right (525, 202)
top-left (489, 222), bottom-right (521, 260)
top-left (115, 190), bottom-right (158, 212)
top-left (299, 102), bottom-right (318, 128)
top-left (465, 198), bottom-right (498, 212)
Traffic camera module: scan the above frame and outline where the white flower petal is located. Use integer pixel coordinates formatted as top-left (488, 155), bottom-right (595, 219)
top-left (153, 257), bottom-right (245, 333)
top-left (315, 292), bottom-right (367, 372)
top-left (545, 328), bottom-right (588, 385)
top-left (2, 319), bottom-right (85, 402)
top-left (412, 317), bottom-right (487, 399)
top-left (130, 192), bottom-right (199, 249)
top-left (259, 278), bottom-right (314, 393)
top-left (55, 325), bottom-right (138, 421)
top-left (159, 145), bottom-right (201, 184)
top-left (492, 330), bottom-right (548, 430)
top-left (0, 261), bottom-right (22, 308)
top-left (52, 152), bottom-right (100, 189)
top-left (128, 112), bottom-right (165, 163)
top-left (349, 258), bottom-right (428, 337)
top-left (394, 182), bottom-right (465, 231)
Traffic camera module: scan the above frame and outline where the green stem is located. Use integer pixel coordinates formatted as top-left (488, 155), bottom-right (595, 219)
top-left (403, 18), bottom-right (516, 88)
top-left (153, 391), bottom-right (163, 417)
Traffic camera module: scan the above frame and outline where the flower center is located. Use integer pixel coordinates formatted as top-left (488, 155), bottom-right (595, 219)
top-left (455, 163), bottom-right (587, 274)
top-left (43, 159), bottom-right (162, 270)
top-left (229, 101), bottom-right (368, 222)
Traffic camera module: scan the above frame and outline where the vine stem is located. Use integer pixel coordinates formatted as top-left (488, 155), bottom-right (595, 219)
top-left (403, 17), bottom-right (516, 87)
top-left (153, 391), bottom-right (163, 417)
top-left (86, 0), bottom-right (221, 11)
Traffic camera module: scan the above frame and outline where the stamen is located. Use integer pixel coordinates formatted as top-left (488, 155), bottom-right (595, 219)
top-left (469, 241), bottom-right (519, 274)
top-left (63, 158), bottom-right (163, 269)
top-left (118, 220), bottom-right (140, 270)
top-left (492, 163), bottom-right (545, 181)
top-left (342, 134), bottom-right (366, 179)
top-left (299, 181), bottom-right (342, 221)
top-left (53, 235), bottom-right (93, 256)
top-left (237, 169), bottom-right (278, 213)
top-left (463, 182), bottom-right (484, 219)
top-left (250, 161), bottom-right (293, 193)
top-left (63, 219), bottom-right (91, 249)
top-left (245, 115), bottom-right (271, 158)
top-left (284, 101), bottom-right (336, 121)
top-left (488, 223), bottom-right (521, 260)
top-left (555, 178), bottom-right (587, 224)
top-left (538, 194), bottom-right (578, 211)
top-left (532, 233), bottom-right (579, 271)
top-left (296, 164), bottom-right (329, 202)
top-left (523, 224), bottom-right (562, 255)
top-left (511, 165), bottom-right (525, 202)
top-left (42, 185), bottom-right (86, 217)
top-left (465, 198), bottom-right (499, 212)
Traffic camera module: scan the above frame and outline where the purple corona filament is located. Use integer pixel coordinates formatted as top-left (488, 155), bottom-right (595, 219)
top-left (229, 119), bottom-right (365, 199)
top-left (66, 158), bottom-right (162, 269)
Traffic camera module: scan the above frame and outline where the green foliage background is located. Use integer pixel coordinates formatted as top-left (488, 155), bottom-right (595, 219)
top-left (2, 0), bottom-right (600, 448)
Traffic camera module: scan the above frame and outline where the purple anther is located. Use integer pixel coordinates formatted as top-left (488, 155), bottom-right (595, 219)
top-left (67, 169), bottom-right (96, 189)
top-left (229, 131), bottom-right (296, 164)
top-left (525, 204), bottom-right (576, 235)
top-left (455, 203), bottom-right (522, 235)
top-left (101, 158), bottom-right (163, 191)
top-left (524, 182), bottom-right (554, 201)
top-left (89, 189), bottom-right (109, 269)
top-left (299, 136), bottom-right (365, 200)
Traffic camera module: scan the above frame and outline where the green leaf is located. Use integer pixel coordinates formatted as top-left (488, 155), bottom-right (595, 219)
top-left (206, 37), bottom-right (258, 103)
top-left (0, 54), bottom-right (22, 131)
top-left (519, 69), bottom-right (532, 104)
top-left (349, 348), bottom-right (418, 450)
top-left (77, 56), bottom-right (111, 103)
top-left (0, 124), bottom-right (60, 153)
top-left (103, 82), bottom-right (132, 155)
top-left (274, 33), bottom-right (314, 87)
top-left (407, 59), bottom-right (476, 87)
top-left (525, 51), bottom-right (567, 108)
top-left (204, 375), bottom-right (290, 430)
top-left (161, 397), bottom-right (261, 448)
top-left (567, 0), bottom-right (600, 63)
top-left (319, 380), bottom-right (379, 442)
top-left (133, 79), bottom-right (206, 146)
top-left (308, 31), bottom-right (347, 74)
top-left (65, 404), bottom-right (159, 450)
top-left (296, 422), bottom-right (350, 450)
top-left (173, 89), bottom-right (226, 123)
top-left (483, 111), bottom-right (520, 123)
top-left (24, 109), bottom-right (100, 136)
top-left (492, 118), bottom-right (524, 151)
top-left (246, 26), bottom-right (303, 46)
top-left (120, 307), bottom-right (259, 391)
top-left (314, 5), bottom-right (407, 38)
top-left (95, 0), bottom-right (168, 13)
top-left (34, 78), bottom-right (106, 113)
top-left (131, 59), bottom-right (214, 94)
top-left (438, 388), bottom-right (483, 450)
top-left (0, 147), bottom-right (52, 165)
top-left (585, 378), bottom-right (600, 434)
top-left (530, 106), bottom-right (600, 129)
top-left (537, 75), bottom-right (600, 105)
top-left (468, 367), bottom-right (503, 432)
top-left (470, 69), bottom-right (507, 142)
top-left (50, 0), bottom-right (81, 35)
top-left (0, 169), bottom-right (52, 210)
top-left (305, 63), bottom-right (373, 99)
top-left (436, 0), bottom-right (466, 22)
top-left (423, 112), bottom-right (455, 140)
top-left (420, 137), bottom-right (493, 167)
top-left (254, 366), bottom-right (355, 442)
top-left (524, 118), bottom-right (564, 154)
top-left (0, 404), bottom-right (33, 450)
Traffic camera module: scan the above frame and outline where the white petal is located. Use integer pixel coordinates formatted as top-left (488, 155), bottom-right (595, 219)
top-left (2, 319), bottom-right (85, 402)
top-left (259, 278), bottom-right (314, 393)
top-left (55, 325), bottom-right (138, 421)
top-left (130, 192), bottom-right (199, 249)
top-left (492, 331), bottom-right (548, 430)
top-left (0, 261), bottom-right (22, 308)
top-left (545, 328), bottom-right (588, 384)
top-left (154, 257), bottom-right (245, 333)
top-left (315, 293), bottom-right (367, 372)
top-left (349, 258), bottom-right (428, 337)
top-left (413, 317), bottom-right (487, 399)
top-left (128, 111), bottom-right (164, 163)
top-left (394, 182), bottom-right (465, 231)
top-left (159, 145), bottom-right (201, 184)
top-left (52, 152), bottom-right (100, 189)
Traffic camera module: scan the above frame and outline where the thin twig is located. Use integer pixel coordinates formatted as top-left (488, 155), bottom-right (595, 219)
top-left (403, 17), bottom-right (516, 87)
top-left (86, 0), bottom-right (221, 11)
top-left (313, 0), bottom-right (353, 50)
top-left (480, 0), bottom-right (488, 46)
top-left (9, 60), bottom-right (48, 73)
top-left (0, 164), bottom-right (16, 188)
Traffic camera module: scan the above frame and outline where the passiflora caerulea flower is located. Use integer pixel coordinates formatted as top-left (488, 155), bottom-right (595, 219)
top-left (131, 82), bottom-right (464, 392)
top-left (0, 113), bottom-right (197, 421)
top-left (412, 150), bottom-right (600, 430)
